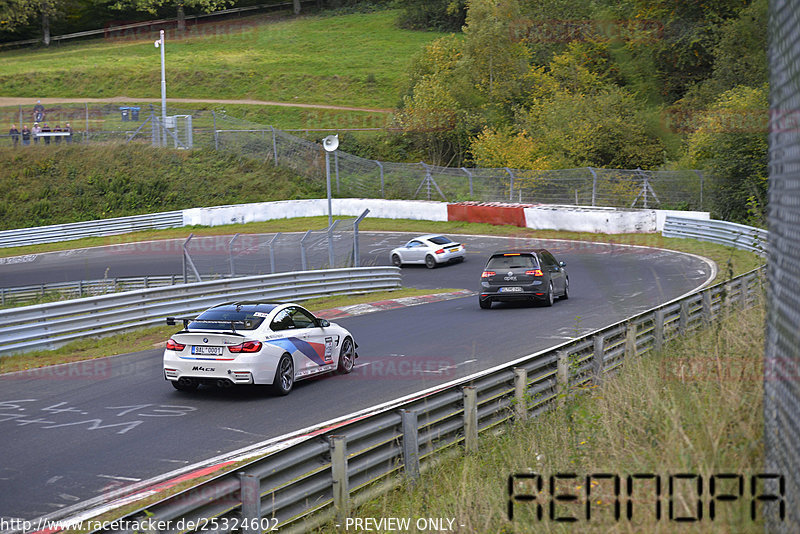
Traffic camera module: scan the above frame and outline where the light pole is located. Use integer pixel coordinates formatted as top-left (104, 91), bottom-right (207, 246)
top-left (322, 134), bottom-right (339, 227)
top-left (154, 30), bottom-right (167, 147)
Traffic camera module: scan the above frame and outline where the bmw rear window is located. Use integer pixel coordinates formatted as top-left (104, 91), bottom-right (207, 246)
top-left (486, 254), bottom-right (538, 270)
top-left (189, 307), bottom-right (273, 330)
top-left (428, 236), bottom-right (454, 245)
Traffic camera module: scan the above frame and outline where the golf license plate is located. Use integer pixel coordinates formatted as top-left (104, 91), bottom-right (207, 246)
top-left (192, 346), bottom-right (223, 356)
top-left (499, 287), bottom-right (523, 293)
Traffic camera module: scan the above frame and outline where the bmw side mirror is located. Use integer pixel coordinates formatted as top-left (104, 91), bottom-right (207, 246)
top-left (559, 261), bottom-right (566, 267)
top-left (166, 317), bottom-right (176, 326)
top-left (317, 319), bottom-right (330, 327)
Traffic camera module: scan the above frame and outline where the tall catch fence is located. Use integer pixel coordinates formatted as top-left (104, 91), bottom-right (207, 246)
top-left (1, 103), bottom-right (704, 210)
top-left (766, 0), bottom-right (800, 530)
top-left (180, 211), bottom-right (370, 282)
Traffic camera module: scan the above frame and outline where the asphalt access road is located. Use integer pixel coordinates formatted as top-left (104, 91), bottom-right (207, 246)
top-left (0, 234), bottom-right (713, 520)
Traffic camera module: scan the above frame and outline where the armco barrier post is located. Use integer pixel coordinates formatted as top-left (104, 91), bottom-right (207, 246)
top-left (701, 290), bottom-right (712, 325)
top-left (592, 335), bottom-right (605, 384)
top-left (624, 322), bottom-right (637, 361)
top-left (463, 386), bottom-right (478, 453)
top-left (653, 309), bottom-right (665, 351)
top-left (400, 410), bottom-right (420, 483)
top-left (679, 301), bottom-right (690, 335)
top-left (557, 349), bottom-right (569, 407)
top-left (239, 472), bottom-right (261, 523)
top-left (330, 435), bottom-right (349, 525)
top-left (513, 368), bottom-right (528, 421)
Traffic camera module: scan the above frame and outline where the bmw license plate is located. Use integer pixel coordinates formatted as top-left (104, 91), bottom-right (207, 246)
top-left (192, 346), bottom-right (223, 356)
top-left (499, 287), bottom-right (523, 293)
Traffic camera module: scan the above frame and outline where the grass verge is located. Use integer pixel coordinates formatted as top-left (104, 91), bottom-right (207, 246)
top-left (0, 288), bottom-right (458, 374)
top-left (0, 10), bottom-right (440, 110)
top-left (318, 298), bottom-right (766, 533)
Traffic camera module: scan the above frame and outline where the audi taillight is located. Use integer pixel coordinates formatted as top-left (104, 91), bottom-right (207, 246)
top-left (435, 248), bottom-right (445, 254)
top-left (228, 341), bottom-right (262, 353)
top-left (525, 269), bottom-right (544, 276)
top-left (481, 271), bottom-right (496, 278)
top-left (166, 339), bottom-right (185, 351)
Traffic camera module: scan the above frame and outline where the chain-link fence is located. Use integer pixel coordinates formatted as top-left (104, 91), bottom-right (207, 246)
top-left (1, 102), bottom-right (705, 210)
top-left (212, 116), bottom-right (705, 209)
top-left (179, 210), bottom-right (370, 282)
top-left (765, 0), bottom-right (800, 531)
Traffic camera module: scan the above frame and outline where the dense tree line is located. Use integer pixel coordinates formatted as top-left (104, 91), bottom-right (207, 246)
top-left (394, 0), bottom-right (768, 222)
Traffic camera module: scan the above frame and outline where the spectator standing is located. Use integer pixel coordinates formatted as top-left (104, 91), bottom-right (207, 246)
top-left (33, 100), bottom-right (45, 123)
top-left (54, 124), bottom-right (62, 144)
top-left (41, 123), bottom-right (51, 145)
top-left (9, 124), bottom-right (19, 147)
top-left (32, 123), bottom-right (41, 144)
top-left (21, 125), bottom-right (31, 146)
top-left (64, 122), bottom-right (73, 144)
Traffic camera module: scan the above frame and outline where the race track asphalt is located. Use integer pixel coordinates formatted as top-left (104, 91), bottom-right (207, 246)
top-left (0, 233), bottom-right (714, 520)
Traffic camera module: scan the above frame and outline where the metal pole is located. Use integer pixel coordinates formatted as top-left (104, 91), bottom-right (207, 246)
top-left (557, 349), bottom-right (569, 407)
top-left (239, 472), bottom-right (261, 524)
top-left (513, 368), bottom-right (528, 421)
top-left (268, 232), bottom-right (280, 274)
top-left (212, 111), bottom-right (218, 150)
top-left (375, 160), bottom-right (384, 198)
top-left (588, 167), bottom-right (597, 206)
top-left (625, 322), bottom-right (637, 361)
top-left (463, 386), bottom-right (478, 453)
top-left (461, 167), bottom-right (473, 196)
top-left (353, 209), bottom-right (369, 268)
top-left (325, 151), bottom-right (333, 227)
top-left (653, 309), bottom-right (665, 351)
top-left (327, 220), bottom-right (339, 268)
top-left (593, 335), bottom-right (605, 385)
top-left (400, 410), bottom-right (420, 482)
top-left (505, 167), bottom-right (515, 201)
top-left (330, 435), bottom-right (349, 526)
top-left (270, 126), bottom-right (278, 165)
top-left (334, 150), bottom-right (340, 194)
top-left (158, 29), bottom-right (167, 147)
top-left (229, 233), bottom-right (240, 277)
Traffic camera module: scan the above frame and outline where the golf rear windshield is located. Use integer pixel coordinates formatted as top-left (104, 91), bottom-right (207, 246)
top-left (486, 255), bottom-right (539, 270)
top-left (189, 310), bottom-right (266, 331)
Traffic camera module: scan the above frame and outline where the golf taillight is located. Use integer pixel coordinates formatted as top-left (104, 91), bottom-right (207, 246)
top-left (166, 339), bottom-right (185, 351)
top-left (481, 271), bottom-right (496, 278)
top-left (525, 269), bottom-right (544, 276)
top-left (228, 341), bottom-right (262, 353)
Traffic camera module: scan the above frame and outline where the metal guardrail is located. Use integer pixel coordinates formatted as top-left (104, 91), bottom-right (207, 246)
top-left (0, 275), bottom-right (185, 307)
top-left (663, 216), bottom-right (768, 257)
top-left (65, 222), bottom-right (765, 533)
top-left (0, 267), bottom-right (400, 356)
top-left (84, 267), bottom-right (764, 534)
top-left (0, 211), bottom-right (183, 248)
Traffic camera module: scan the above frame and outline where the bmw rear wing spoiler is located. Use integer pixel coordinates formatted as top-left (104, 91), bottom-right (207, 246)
top-left (166, 316), bottom-right (250, 333)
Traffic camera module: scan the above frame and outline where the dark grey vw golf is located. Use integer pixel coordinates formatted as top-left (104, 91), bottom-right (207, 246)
top-left (478, 249), bottom-right (569, 309)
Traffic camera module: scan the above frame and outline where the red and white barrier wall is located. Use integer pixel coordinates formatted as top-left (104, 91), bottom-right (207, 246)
top-left (182, 199), bottom-right (708, 234)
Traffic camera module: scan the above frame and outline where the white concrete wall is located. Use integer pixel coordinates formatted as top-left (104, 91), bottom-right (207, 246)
top-left (523, 206), bottom-right (658, 234)
top-left (654, 209), bottom-right (710, 232)
top-left (182, 199), bottom-right (448, 227)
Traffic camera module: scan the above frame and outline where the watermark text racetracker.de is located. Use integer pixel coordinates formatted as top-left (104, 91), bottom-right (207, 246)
top-left (0, 517), bottom-right (279, 533)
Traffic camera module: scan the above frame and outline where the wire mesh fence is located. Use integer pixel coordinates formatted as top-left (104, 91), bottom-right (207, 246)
top-left (1, 102), bottom-right (705, 210)
top-left (180, 211), bottom-right (370, 282)
top-left (765, 0), bottom-right (800, 531)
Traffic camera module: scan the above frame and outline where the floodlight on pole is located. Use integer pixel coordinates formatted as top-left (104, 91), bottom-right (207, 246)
top-left (154, 30), bottom-right (167, 146)
top-left (323, 134), bottom-right (339, 227)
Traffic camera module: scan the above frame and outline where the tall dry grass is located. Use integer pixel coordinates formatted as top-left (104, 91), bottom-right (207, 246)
top-left (325, 299), bottom-right (767, 533)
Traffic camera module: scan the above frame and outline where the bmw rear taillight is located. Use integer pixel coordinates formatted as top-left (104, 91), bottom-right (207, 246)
top-left (166, 339), bottom-right (185, 351)
top-left (435, 248), bottom-right (445, 254)
top-left (481, 271), bottom-right (496, 278)
top-left (525, 269), bottom-right (544, 276)
top-left (228, 341), bottom-right (262, 353)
